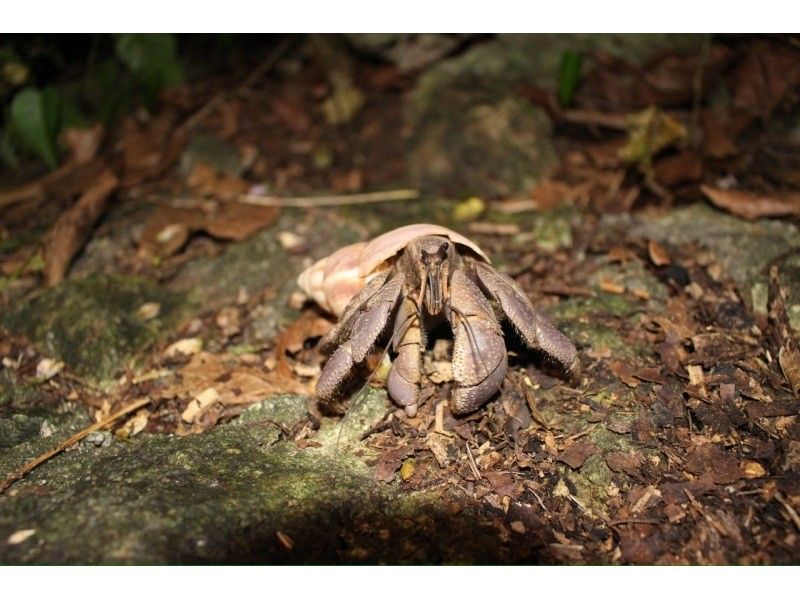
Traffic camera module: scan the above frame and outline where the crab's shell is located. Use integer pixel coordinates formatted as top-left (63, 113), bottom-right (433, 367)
top-left (297, 223), bottom-right (490, 316)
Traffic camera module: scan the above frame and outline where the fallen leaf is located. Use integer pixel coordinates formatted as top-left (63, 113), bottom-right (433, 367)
top-left (186, 162), bottom-right (249, 200)
top-left (181, 387), bottom-right (222, 423)
top-left (61, 123), bottom-right (104, 165)
top-left (647, 240), bottom-right (671, 266)
top-left (116, 409), bottom-right (149, 439)
top-left (373, 445), bottom-right (414, 482)
top-left (606, 451), bottom-right (645, 476)
top-left (779, 346), bottom-right (800, 396)
top-left (609, 360), bottom-right (640, 387)
top-left (734, 40), bottom-right (800, 120)
top-left (701, 185), bottom-right (800, 220)
top-left (138, 202), bottom-right (279, 258)
top-left (557, 440), bottom-right (599, 469)
top-left (6, 529), bottom-right (36, 545)
top-left (136, 302), bottom-right (161, 321)
top-left (619, 107), bottom-right (687, 169)
top-left (35, 358), bottom-right (64, 381)
top-left (42, 169), bottom-right (119, 286)
top-left (741, 461), bottom-right (767, 479)
top-left (164, 338), bottom-right (203, 359)
top-left (685, 443), bottom-right (741, 484)
top-left (599, 278), bottom-right (626, 294)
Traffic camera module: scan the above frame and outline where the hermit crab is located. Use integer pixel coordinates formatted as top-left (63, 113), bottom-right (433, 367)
top-left (297, 224), bottom-right (578, 417)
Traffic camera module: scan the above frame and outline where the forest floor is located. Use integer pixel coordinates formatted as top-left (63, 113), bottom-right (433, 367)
top-left (1, 34), bottom-right (799, 564)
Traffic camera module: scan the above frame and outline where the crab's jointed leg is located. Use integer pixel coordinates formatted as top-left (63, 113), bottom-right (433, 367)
top-left (448, 270), bottom-right (508, 415)
top-left (387, 297), bottom-right (423, 417)
top-left (473, 262), bottom-right (578, 377)
top-left (315, 274), bottom-right (405, 405)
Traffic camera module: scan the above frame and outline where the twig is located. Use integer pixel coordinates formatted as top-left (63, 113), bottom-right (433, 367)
top-left (239, 188), bottom-right (419, 208)
top-left (465, 442), bottom-right (482, 481)
top-left (775, 492), bottom-right (800, 533)
top-left (174, 35), bottom-right (296, 138)
top-left (0, 397), bottom-right (151, 494)
top-left (608, 518), bottom-right (664, 527)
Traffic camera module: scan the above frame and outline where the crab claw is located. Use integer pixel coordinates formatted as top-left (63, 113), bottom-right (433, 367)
top-left (448, 270), bottom-right (508, 415)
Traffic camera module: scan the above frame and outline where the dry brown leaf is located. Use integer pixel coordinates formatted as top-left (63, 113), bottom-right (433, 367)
top-left (685, 443), bottom-right (741, 484)
top-left (647, 240), bottom-right (671, 266)
top-left (171, 351), bottom-right (306, 406)
top-left (557, 440), bottom-right (599, 469)
top-left (61, 123), bottom-right (104, 165)
top-left (701, 185), bottom-right (800, 220)
top-left (138, 202), bottom-right (279, 258)
top-left (181, 387), bottom-right (222, 423)
top-left (599, 278), bottom-right (626, 294)
top-left (609, 360), bottom-right (640, 387)
top-left (186, 162), bottom-right (249, 200)
top-left (734, 40), bottom-right (800, 120)
top-left (779, 346), bottom-right (800, 396)
top-left (42, 169), bottom-right (119, 286)
top-left (274, 312), bottom-right (334, 377)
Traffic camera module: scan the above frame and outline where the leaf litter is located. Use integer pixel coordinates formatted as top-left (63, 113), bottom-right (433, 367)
top-left (2, 35), bottom-right (800, 565)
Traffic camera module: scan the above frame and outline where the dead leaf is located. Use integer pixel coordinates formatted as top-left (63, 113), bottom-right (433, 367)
top-left (116, 409), bottom-right (149, 439)
top-left (557, 440), bottom-right (599, 470)
top-left (685, 443), bottom-right (741, 484)
top-left (138, 202), bottom-right (279, 258)
top-left (181, 387), bottom-right (222, 423)
top-left (186, 162), bottom-right (249, 200)
top-left (647, 240), bottom-right (671, 266)
top-left (35, 358), bottom-right (64, 381)
top-left (734, 40), bottom-right (800, 120)
top-left (42, 169), bottom-right (119, 286)
top-left (164, 338), bottom-right (203, 359)
top-left (779, 346), bottom-right (800, 396)
top-left (619, 107), bottom-right (687, 169)
top-left (606, 451), bottom-right (645, 476)
top-left (609, 360), bottom-right (640, 387)
top-left (274, 312), bottom-right (334, 377)
top-left (599, 278), bottom-right (626, 294)
top-left (61, 123), bottom-right (104, 165)
top-left (701, 185), bottom-right (800, 220)
top-left (741, 461), bottom-right (767, 479)
top-left (373, 445), bottom-right (414, 482)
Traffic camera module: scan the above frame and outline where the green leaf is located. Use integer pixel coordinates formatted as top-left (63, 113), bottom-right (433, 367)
top-left (557, 50), bottom-right (583, 108)
top-left (0, 126), bottom-right (20, 169)
top-left (9, 87), bottom-right (61, 168)
top-left (114, 34), bottom-right (183, 105)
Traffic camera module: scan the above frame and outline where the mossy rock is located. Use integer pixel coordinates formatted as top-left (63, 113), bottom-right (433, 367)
top-left (2, 275), bottom-right (186, 383)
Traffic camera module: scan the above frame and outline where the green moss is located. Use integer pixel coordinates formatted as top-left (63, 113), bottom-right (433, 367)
top-left (2, 275), bottom-right (187, 383)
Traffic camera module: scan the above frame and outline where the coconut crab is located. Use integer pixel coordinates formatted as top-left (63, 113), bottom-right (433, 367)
top-left (297, 224), bottom-right (578, 417)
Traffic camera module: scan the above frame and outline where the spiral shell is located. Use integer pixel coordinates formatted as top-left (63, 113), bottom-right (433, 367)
top-left (297, 223), bottom-right (490, 316)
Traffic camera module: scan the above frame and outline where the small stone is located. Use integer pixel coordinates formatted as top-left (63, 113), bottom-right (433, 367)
top-left (510, 520), bottom-right (526, 534)
top-left (85, 431), bottom-right (111, 447)
top-left (39, 420), bottom-right (54, 438)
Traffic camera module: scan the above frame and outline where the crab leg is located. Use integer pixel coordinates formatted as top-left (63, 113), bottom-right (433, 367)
top-left (316, 274), bottom-right (405, 405)
top-left (387, 298), bottom-right (423, 417)
top-left (448, 270), bottom-right (508, 415)
top-left (472, 262), bottom-right (578, 377)
top-left (317, 270), bottom-right (391, 355)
